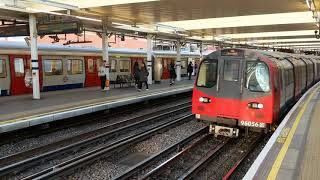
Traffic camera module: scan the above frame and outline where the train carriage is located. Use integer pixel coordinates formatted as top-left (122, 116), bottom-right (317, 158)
top-left (0, 55), bottom-right (10, 96)
top-left (192, 48), bottom-right (320, 137)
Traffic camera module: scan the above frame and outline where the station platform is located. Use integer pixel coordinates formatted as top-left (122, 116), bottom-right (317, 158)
top-left (244, 82), bottom-right (320, 180)
top-left (0, 80), bottom-right (194, 134)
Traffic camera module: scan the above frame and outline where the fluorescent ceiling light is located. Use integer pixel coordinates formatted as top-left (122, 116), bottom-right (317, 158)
top-left (270, 42), bottom-right (320, 46)
top-left (220, 30), bottom-right (315, 39)
top-left (52, 0), bottom-right (160, 8)
top-left (160, 12), bottom-right (314, 30)
top-left (238, 38), bottom-right (320, 44)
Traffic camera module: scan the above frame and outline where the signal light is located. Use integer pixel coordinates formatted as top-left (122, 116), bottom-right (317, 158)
top-left (248, 102), bottom-right (264, 109)
top-left (199, 97), bottom-right (211, 103)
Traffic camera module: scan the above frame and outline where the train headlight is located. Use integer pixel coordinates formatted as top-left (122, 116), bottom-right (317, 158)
top-left (199, 97), bottom-right (211, 103)
top-left (248, 102), bottom-right (264, 109)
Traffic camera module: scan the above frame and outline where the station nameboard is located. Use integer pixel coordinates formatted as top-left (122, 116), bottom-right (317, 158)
top-left (0, 21), bottom-right (83, 37)
top-left (37, 21), bottom-right (83, 35)
top-left (0, 25), bottom-right (29, 37)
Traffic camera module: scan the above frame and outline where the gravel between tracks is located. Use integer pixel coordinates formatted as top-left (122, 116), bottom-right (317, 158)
top-left (0, 98), bottom-right (189, 157)
top-left (68, 120), bottom-right (205, 180)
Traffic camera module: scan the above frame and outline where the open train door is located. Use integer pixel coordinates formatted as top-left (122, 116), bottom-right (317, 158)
top-left (84, 56), bottom-right (100, 87)
top-left (9, 55), bottom-right (42, 95)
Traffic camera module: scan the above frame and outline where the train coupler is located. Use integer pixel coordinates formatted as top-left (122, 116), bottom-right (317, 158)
top-left (210, 125), bottom-right (239, 138)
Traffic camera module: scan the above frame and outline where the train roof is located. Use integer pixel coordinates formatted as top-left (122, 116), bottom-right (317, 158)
top-left (0, 41), bottom-right (200, 56)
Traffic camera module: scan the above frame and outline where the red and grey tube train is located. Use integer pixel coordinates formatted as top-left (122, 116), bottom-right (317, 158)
top-left (0, 41), bottom-right (200, 96)
top-left (192, 49), bottom-right (320, 137)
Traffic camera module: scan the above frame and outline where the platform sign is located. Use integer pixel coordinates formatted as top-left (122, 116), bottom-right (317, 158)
top-left (0, 25), bottom-right (29, 37)
top-left (37, 21), bottom-right (83, 35)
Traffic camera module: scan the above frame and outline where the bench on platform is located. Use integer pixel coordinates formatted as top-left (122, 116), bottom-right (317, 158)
top-left (113, 75), bottom-right (134, 88)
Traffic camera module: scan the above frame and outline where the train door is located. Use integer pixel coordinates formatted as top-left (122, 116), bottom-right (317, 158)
top-left (84, 56), bottom-right (101, 87)
top-left (9, 55), bottom-right (33, 95)
top-left (217, 50), bottom-right (244, 119)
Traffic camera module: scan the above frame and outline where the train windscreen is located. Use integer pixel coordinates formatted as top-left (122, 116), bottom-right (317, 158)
top-left (196, 60), bottom-right (217, 88)
top-left (245, 62), bottom-right (270, 92)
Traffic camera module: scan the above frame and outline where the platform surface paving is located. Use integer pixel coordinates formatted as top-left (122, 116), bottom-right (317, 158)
top-left (0, 80), bottom-right (193, 126)
top-left (244, 82), bottom-right (320, 180)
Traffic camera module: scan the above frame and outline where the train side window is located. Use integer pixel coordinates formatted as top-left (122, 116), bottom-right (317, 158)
top-left (44, 59), bottom-right (63, 76)
top-left (196, 60), bottom-right (218, 88)
top-left (0, 59), bottom-right (6, 78)
top-left (14, 58), bottom-right (24, 77)
top-left (223, 61), bottom-right (240, 81)
top-left (87, 59), bottom-right (94, 73)
top-left (67, 59), bottom-right (83, 75)
top-left (119, 60), bottom-right (130, 72)
top-left (110, 59), bottom-right (117, 72)
top-left (245, 62), bottom-right (270, 92)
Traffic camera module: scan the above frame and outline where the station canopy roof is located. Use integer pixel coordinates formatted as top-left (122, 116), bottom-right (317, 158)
top-left (0, 0), bottom-right (320, 50)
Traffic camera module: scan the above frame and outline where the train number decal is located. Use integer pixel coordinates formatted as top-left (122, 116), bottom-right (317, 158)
top-left (239, 121), bottom-right (266, 128)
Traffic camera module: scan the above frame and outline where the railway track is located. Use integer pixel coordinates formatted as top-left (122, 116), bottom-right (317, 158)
top-left (117, 132), bottom-right (263, 180)
top-left (0, 102), bottom-right (192, 179)
top-left (0, 93), bottom-right (191, 146)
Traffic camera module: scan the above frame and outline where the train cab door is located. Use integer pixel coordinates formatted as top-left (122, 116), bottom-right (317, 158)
top-left (84, 56), bottom-right (100, 87)
top-left (217, 50), bottom-right (244, 119)
top-left (9, 55), bottom-right (33, 95)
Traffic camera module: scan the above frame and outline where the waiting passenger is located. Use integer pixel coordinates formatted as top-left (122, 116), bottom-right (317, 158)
top-left (98, 62), bottom-right (107, 91)
top-left (133, 61), bottom-right (140, 88)
top-left (138, 62), bottom-right (149, 91)
top-left (187, 62), bottom-right (193, 80)
top-left (169, 62), bottom-right (176, 85)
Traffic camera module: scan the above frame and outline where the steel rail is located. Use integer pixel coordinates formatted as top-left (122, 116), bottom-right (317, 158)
top-left (23, 114), bottom-right (194, 180)
top-left (0, 102), bottom-right (191, 178)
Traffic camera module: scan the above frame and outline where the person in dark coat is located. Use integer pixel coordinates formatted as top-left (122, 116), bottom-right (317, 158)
top-left (187, 62), bottom-right (193, 80)
top-left (138, 62), bottom-right (149, 91)
top-left (133, 61), bottom-right (140, 88)
top-left (169, 61), bottom-right (176, 85)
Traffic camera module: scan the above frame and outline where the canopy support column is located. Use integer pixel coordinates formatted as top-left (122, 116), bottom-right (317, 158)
top-left (29, 14), bottom-right (40, 99)
top-left (176, 40), bottom-right (181, 81)
top-left (147, 34), bottom-right (153, 85)
top-left (102, 19), bottom-right (110, 90)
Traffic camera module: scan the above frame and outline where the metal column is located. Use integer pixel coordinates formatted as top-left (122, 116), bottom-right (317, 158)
top-left (176, 40), bottom-right (181, 81)
top-left (29, 14), bottom-right (40, 99)
top-left (147, 34), bottom-right (153, 84)
top-left (200, 42), bottom-right (204, 61)
top-left (102, 20), bottom-right (110, 90)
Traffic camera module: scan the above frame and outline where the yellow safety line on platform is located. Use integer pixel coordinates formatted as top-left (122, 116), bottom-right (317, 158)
top-left (267, 86), bottom-right (320, 180)
top-left (0, 86), bottom-right (192, 125)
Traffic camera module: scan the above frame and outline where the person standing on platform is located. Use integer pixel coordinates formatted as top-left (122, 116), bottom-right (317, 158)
top-left (194, 63), bottom-right (198, 76)
top-left (138, 62), bottom-right (149, 91)
top-left (187, 62), bottom-right (193, 80)
top-left (133, 61), bottom-right (140, 88)
top-left (169, 61), bottom-right (176, 85)
top-left (98, 62), bottom-right (107, 91)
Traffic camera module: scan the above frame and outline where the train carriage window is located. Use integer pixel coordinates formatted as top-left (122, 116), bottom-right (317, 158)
top-left (224, 61), bottom-right (240, 81)
top-left (0, 59), bottom-right (6, 78)
top-left (87, 59), bottom-right (94, 73)
top-left (67, 59), bottom-right (83, 75)
top-left (110, 59), bottom-right (117, 72)
top-left (196, 60), bottom-right (218, 88)
top-left (119, 60), bottom-right (130, 72)
top-left (14, 58), bottom-right (24, 77)
top-left (245, 62), bottom-right (270, 92)
top-left (44, 60), bottom-right (63, 76)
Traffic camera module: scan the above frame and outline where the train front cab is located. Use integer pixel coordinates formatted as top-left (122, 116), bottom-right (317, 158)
top-left (192, 49), bottom-right (273, 137)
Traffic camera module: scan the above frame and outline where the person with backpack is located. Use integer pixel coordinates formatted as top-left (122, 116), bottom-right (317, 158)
top-left (169, 61), bottom-right (176, 85)
top-left (133, 61), bottom-right (140, 88)
top-left (138, 62), bottom-right (149, 91)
